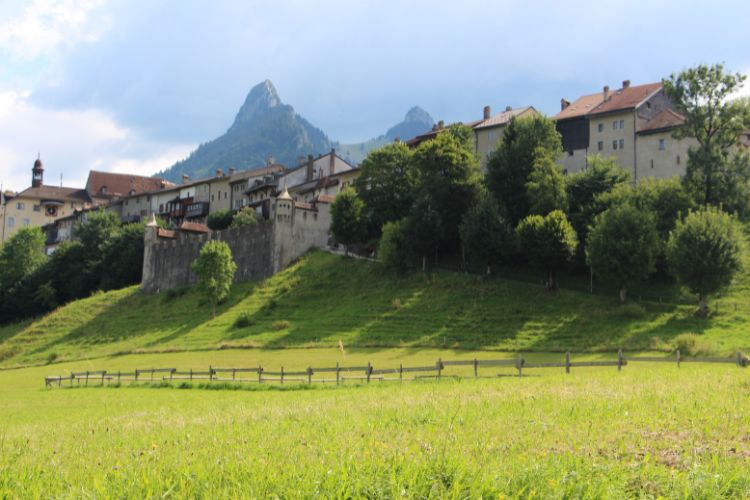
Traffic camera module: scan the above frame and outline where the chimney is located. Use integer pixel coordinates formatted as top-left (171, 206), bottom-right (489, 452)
top-left (215, 169), bottom-right (224, 178)
top-left (182, 174), bottom-right (190, 184)
top-left (622, 79), bottom-right (631, 89)
top-left (505, 105), bottom-right (513, 112)
top-left (329, 148), bottom-right (336, 175)
top-left (483, 105), bottom-right (491, 120)
top-left (560, 98), bottom-right (570, 111)
top-left (603, 85), bottom-right (610, 100)
top-left (306, 154), bottom-right (314, 182)
top-left (228, 167), bottom-right (236, 176)
top-left (266, 155), bottom-right (275, 167)
top-left (438, 120), bottom-right (444, 130)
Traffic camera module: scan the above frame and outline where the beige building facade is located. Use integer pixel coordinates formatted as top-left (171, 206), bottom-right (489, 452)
top-left (474, 106), bottom-right (539, 169)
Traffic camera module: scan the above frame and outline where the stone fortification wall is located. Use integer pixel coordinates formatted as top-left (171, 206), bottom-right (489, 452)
top-left (141, 223), bottom-right (274, 294)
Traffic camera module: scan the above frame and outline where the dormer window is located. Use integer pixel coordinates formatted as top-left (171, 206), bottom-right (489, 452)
top-left (100, 185), bottom-right (108, 194)
top-left (129, 189), bottom-right (136, 196)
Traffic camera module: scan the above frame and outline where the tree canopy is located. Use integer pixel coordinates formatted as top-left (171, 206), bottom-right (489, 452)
top-left (516, 210), bottom-right (577, 290)
top-left (459, 190), bottom-right (516, 273)
top-left (192, 240), bottom-right (237, 317)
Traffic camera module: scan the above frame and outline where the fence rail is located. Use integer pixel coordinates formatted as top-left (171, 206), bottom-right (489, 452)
top-left (44, 350), bottom-right (748, 389)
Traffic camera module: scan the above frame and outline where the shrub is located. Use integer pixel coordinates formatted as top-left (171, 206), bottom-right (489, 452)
top-left (672, 333), bottom-right (714, 357)
top-left (516, 210), bottom-right (577, 290)
top-left (46, 352), bottom-right (59, 364)
top-left (272, 320), bottom-right (290, 331)
top-left (615, 303), bottom-right (646, 319)
top-left (230, 207), bottom-right (260, 228)
top-left (233, 313), bottom-right (254, 329)
top-left (207, 210), bottom-right (234, 231)
top-left (379, 219), bottom-right (413, 272)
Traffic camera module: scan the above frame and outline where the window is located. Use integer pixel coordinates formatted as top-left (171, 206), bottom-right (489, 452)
top-left (619, 119), bottom-right (625, 129)
top-left (619, 139), bottom-right (624, 149)
top-left (16, 202), bottom-right (24, 210)
top-left (33, 205), bottom-right (40, 212)
top-left (100, 185), bottom-right (108, 194)
top-left (568, 150), bottom-right (573, 156)
top-left (651, 159), bottom-right (654, 169)
top-left (313, 213), bottom-right (318, 221)
top-left (612, 121), bottom-right (617, 130)
top-left (23, 218), bottom-right (30, 226)
top-left (8, 216), bottom-right (15, 228)
top-left (677, 155), bottom-right (681, 165)
top-left (597, 141), bottom-right (604, 151)
top-left (71, 202), bottom-right (75, 209)
top-left (225, 192), bottom-right (228, 200)
top-left (125, 200), bottom-right (128, 206)
top-left (646, 102), bottom-right (652, 109)
top-left (658, 139), bottom-right (666, 151)
top-left (211, 194), bottom-right (214, 202)
top-left (612, 140), bottom-right (618, 150)
top-left (598, 123), bottom-right (604, 133)
top-left (488, 130), bottom-right (496, 142)
top-left (159, 204), bottom-right (164, 213)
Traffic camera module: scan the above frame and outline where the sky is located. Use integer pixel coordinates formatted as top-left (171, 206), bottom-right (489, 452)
top-left (1, 0), bottom-right (749, 192)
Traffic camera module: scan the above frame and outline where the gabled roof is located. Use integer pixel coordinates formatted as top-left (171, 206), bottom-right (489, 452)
top-left (589, 82), bottom-right (662, 116)
top-left (474, 106), bottom-right (537, 129)
top-left (15, 185), bottom-right (91, 204)
top-left (178, 221), bottom-right (211, 234)
top-left (636, 109), bottom-right (686, 135)
top-left (554, 92), bottom-right (605, 121)
top-left (405, 120), bottom-right (484, 147)
top-left (85, 171), bottom-right (173, 199)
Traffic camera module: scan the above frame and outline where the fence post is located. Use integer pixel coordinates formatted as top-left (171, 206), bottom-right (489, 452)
top-left (209, 365), bottom-right (213, 383)
top-left (737, 352), bottom-right (745, 368)
top-left (516, 356), bottom-right (523, 377)
top-left (258, 365), bottom-right (263, 384)
top-left (335, 362), bottom-right (340, 386)
top-left (70, 373), bottom-right (74, 387)
top-left (101, 371), bottom-right (106, 386)
top-left (85, 371), bottom-right (89, 386)
top-left (676, 350), bottom-right (681, 368)
top-left (366, 362), bottom-right (371, 383)
top-left (280, 366), bottom-right (284, 384)
top-left (565, 352), bottom-right (571, 374)
top-left (307, 367), bottom-right (313, 384)
top-left (399, 363), bottom-right (403, 382)
top-left (58, 376), bottom-right (62, 388)
top-left (473, 358), bottom-right (478, 378)
top-left (437, 358), bottom-right (443, 379)
top-left (117, 371), bottom-right (121, 385)
top-left (232, 368), bottom-right (236, 381)
top-left (170, 369), bottom-right (175, 381)
top-left (135, 369), bottom-right (139, 382)
top-left (189, 368), bottom-right (193, 381)
top-left (617, 349), bottom-right (623, 372)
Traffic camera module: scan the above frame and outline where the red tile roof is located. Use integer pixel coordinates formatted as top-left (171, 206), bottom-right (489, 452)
top-left (178, 221), bottom-right (211, 234)
top-left (589, 82), bottom-right (662, 116)
top-left (637, 109), bottom-right (686, 135)
top-left (315, 194), bottom-right (336, 204)
top-left (85, 171), bottom-right (173, 200)
top-left (554, 92), bottom-right (605, 120)
top-left (15, 185), bottom-right (91, 204)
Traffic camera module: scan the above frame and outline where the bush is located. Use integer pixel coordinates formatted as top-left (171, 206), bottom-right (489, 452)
top-left (516, 210), bottom-right (577, 290)
top-left (207, 210), bottom-right (234, 231)
top-left (46, 352), bottom-right (59, 364)
top-left (230, 207), bottom-right (260, 228)
top-left (672, 333), bottom-right (714, 357)
top-left (233, 313), bottom-right (255, 329)
top-left (615, 303), bottom-right (646, 319)
top-left (272, 320), bottom-right (290, 331)
top-left (378, 219), bottom-right (413, 272)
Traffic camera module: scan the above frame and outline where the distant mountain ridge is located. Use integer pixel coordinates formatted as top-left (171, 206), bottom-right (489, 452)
top-left (158, 81), bottom-right (434, 181)
top-left (338, 106), bottom-right (435, 163)
top-left (158, 80), bottom-right (333, 182)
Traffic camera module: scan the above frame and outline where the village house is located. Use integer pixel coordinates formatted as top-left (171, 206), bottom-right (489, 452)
top-left (555, 80), bottom-right (697, 180)
top-left (405, 105), bottom-right (538, 170)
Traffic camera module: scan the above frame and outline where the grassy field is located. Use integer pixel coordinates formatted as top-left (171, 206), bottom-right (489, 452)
top-left (2, 352), bottom-right (750, 497)
top-left (2, 250), bottom-right (750, 369)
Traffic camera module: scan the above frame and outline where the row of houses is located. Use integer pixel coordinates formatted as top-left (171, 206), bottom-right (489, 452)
top-left (5, 77), bottom-right (747, 253)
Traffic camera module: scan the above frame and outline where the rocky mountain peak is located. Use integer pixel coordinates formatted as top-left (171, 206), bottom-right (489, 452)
top-left (233, 79), bottom-right (283, 126)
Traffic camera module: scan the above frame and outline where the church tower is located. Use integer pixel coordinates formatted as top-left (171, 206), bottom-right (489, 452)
top-left (32, 156), bottom-right (44, 188)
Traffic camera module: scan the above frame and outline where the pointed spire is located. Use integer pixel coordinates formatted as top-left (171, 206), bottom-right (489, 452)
top-left (147, 213), bottom-right (159, 227)
top-left (278, 182), bottom-right (292, 201)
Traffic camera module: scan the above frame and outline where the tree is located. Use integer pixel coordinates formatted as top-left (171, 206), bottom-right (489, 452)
top-left (354, 142), bottom-right (417, 234)
top-left (0, 227), bottom-right (46, 291)
top-left (101, 222), bottom-right (146, 290)
top-left (378, 219), bottom-right (413, 273)
top-left (486, 115), bottom-right (563, 224)
top-left (207, 209), bottom-right (234, 230)
top-left (566, 155), bottom-right (630, 262)
top-left (459, 190), bottom-right (516, 274)
top-left (516, 210), bottom-right (577, 290)
top-left (230, 207), bottom-right (260, 228)
top-left (586, 204), bottom-right (661, 303)
top-left (663, 63), bottom-right (750, 209)
top-left (526, 149), bottom-right (568, 215)
top-left (331, 188), bottom-right (367, 255)
top-left (192, 240), bottom-right (237, 317)
top-left (405, 195), bottom-right (443, 271)
top-left (411, 130), bottom-right (482, 249)
top-left (666, 207), bottom-right (743, 316)
top-left (75, 211), bottom-right (120, 254)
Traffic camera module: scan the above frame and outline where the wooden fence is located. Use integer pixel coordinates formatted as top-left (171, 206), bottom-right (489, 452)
top-left (43, 350), bottom-right (749, 389)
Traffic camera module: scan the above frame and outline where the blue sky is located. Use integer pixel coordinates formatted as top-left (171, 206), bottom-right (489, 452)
top-left (1, 0), bottom-right (749, 191)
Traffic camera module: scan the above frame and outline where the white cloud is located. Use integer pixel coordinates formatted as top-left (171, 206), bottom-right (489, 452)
top-left (0, 0), bottom-right (109, 61)
top-left (0, 91), bottom-right (193, 192)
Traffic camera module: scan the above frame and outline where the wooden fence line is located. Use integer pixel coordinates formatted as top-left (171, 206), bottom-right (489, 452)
top-left (44, 350), bottom-right (748, 389)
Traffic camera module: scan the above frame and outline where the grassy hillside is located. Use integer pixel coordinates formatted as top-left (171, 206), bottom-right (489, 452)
top-left (2, 250), bottom-right (750, 368)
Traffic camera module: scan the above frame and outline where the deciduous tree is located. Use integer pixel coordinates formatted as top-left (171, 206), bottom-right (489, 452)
top-left (459, 190), bottom-right (516, 274)
top-left (192, 240), bottom-right (237, 317)
top-left (516, 210), bottom-right (577, 290)
top-left (331, 188), bottom-right (367, 255)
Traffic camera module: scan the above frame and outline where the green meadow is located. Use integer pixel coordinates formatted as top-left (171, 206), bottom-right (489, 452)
top-left (3, 251), bottom-right (750, 497)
